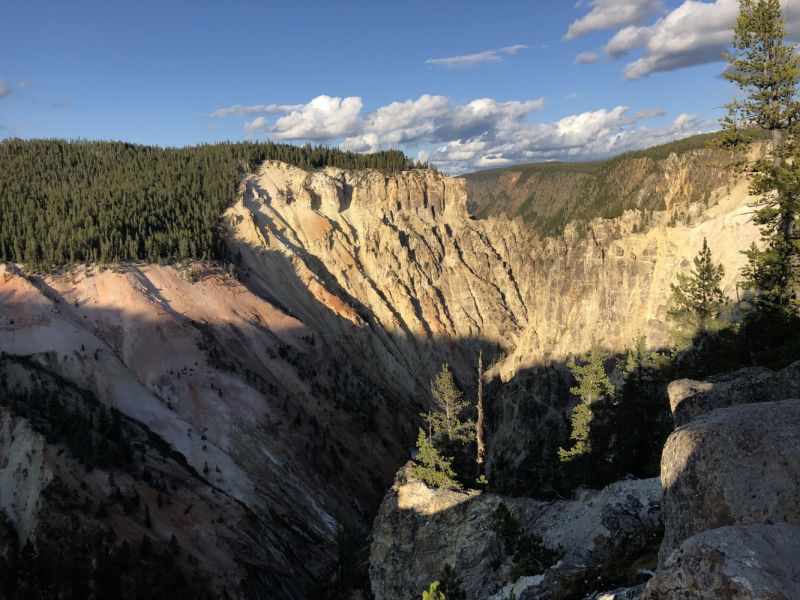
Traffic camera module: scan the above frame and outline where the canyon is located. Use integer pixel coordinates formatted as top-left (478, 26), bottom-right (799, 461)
top-left (0, 150), bottom-right (765, 597)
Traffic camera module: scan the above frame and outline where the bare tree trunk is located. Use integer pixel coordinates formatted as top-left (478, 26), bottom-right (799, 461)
top-left (476, 351), bottom-right (485, 475)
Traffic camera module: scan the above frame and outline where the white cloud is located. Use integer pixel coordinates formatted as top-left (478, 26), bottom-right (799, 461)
top-left (246, 96), bottom-right (365, 141)
top-left (426, 45), bottom-right (529, 68)
top-left (53, 97), bottom-right (71, 107)
top-left (418, 107), bottom-right (714, 174)
top-left (0, 78), bottom-right (14, 99)
top-left (202, 103), bottom-right (304, 118)
top-left (206, 124), bottom-right (221, 131)
top-left (232, 92), bottom-right (711, 174)
top-left (565, 0), bottom-right (663, 40)
top-left (574, 51), bottom-right (600, 65)
top-left (615, 0), bottom-right (739, 80)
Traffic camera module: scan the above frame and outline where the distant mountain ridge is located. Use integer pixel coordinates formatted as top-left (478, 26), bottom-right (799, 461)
top-left (460, 131), bottom-right (767, 238)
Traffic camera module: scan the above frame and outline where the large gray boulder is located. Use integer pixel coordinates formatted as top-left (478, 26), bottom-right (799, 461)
top-left (659, 398), bottom-right (800, 567)
top-left (667, 361), bottom-right (800, 427)
top-left (645, 524), bottom-right (800, 599)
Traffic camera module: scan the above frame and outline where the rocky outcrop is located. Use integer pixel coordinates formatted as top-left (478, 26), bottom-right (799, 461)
top-left (645, 524), bottom-right (800, 599)
top-left (658, 398), bottom-right (800, 567)
top-left (369, 463), bottom-right (660, 600)
top-left (667, 361), bottom-right (800, 427)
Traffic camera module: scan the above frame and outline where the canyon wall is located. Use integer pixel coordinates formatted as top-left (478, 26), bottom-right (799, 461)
top-left (0, 157), bottom-right (761, 595)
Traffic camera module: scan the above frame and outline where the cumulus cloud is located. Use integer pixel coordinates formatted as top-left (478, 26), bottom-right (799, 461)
top-left (565, 0), bottom-right (663, 40)
top-left (574, 51), bottom-right (600, 65)
top-left (612, 0), bottom-right (739, 80)
top-left (426, 44), bottom-right (529, 68)
top-left (246, 96), bottom-right (365, 141)
top-left (419, 108), bottom-right (714, 174)
top-left (230, 92), bottom-right (710, 173)
top-left (0, 77), bottom-right (14, 99)
top-left (202, 103), bottom-right (304, 118)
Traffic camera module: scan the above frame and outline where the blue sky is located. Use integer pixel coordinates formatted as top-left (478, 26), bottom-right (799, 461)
top-left (0, 0), bottom-right (781, 173)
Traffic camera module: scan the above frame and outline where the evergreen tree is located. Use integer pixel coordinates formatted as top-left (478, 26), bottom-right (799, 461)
top-left (667, 238), bottom-right (727, 348)
top-left (422, 581), bottom-right (446, 600)
top-left (567, 341), bottom-right (614, 404)
top-left (717, 1), bottom-right (800, 313)
top-left (144, 504), bottom-right (152, 528)
top-left (410, 428), bottom-right (462, 490)
top-left (720, 0), bottom-right (799, 161)
top-left (558, 342), bottom-right (614, 485)
top-left (424, 364), bottom-right (475, 444)
top-left (422, 564), bottom-right (466, 600)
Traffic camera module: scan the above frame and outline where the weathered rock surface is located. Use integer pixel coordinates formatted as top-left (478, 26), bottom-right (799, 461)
top-left (668, 361), bottom-right (800, 427)
top-left (229, 161), bottom-right (760, 489)
top-left (369, 463), bottom-right (660, 600)
top-left (645, 524), bottom-right (800, 599)
top-left (659, 399), bottom-right (800, 568)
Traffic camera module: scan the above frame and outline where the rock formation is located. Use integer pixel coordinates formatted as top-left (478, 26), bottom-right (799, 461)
top-left (369, 463), bottom-right (660, 600)
top-left (659, 399), bottom-right (800, 566)
top-left (645, 524), bottom-right (800, 599)
top-left (668, 361), bottom-right (800, 427)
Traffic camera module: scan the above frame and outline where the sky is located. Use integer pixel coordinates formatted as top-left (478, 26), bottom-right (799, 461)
top-left (1, 0), bottom-right (795, 174)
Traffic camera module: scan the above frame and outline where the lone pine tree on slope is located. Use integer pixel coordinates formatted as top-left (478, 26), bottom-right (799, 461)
top-left (411, 364), bottom-right (475, 490)
top-left (559, 342), bottom-right (614, 483)
top-left (667, 237), bottom-right (727, 349)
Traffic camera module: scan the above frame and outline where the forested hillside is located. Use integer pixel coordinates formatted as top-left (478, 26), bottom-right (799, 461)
top-left (0, 139), bottom-right (420, 271)
top-left (461, 131), bottom-right (769, 238)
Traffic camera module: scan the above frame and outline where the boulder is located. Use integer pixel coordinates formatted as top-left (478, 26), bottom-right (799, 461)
top-left (668, 361), bottom-right (800, 427)
top-left (645, 524), bottom-right (800, 599)
top-left (659, 399), bottom-right (800, 567)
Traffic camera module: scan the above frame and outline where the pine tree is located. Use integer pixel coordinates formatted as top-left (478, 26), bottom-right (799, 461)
top-left (568, 341), bottom-right (614, 405)
top-left (410, 429), bottom-right (462, 490)
top-left (558, 342), bottom-right (614, 484)
top-left (667, 238), bottom-right (727, 348)
top-left (144, 504), bottom-right (152, 528)
top-left (422, 564), bottom-right (466, 600)
top-left (717, 0), bottom-right (800, 313)
top-left (424, 364), bottom-right (475, 444)
top-left (720, 0), bottom-right (799, 163)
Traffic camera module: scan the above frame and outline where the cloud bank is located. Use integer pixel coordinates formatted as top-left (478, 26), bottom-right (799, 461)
top-left (207, 93), bottom-right (712, 174)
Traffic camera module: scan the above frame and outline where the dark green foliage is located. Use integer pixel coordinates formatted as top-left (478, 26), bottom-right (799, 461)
top-left (0, 138), bottom-right (421, 271)
top-left (422, 563), bottom-right (466, 600)
top-left (410, 429), bottom-right (462, 490)
top-left (491, 503), bottom-right (561, 582)
top-left (667, 238), bottom-right (727, 348)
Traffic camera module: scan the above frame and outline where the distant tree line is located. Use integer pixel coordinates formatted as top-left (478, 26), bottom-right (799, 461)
top-left (0, 138), bottom-right (426, 272)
